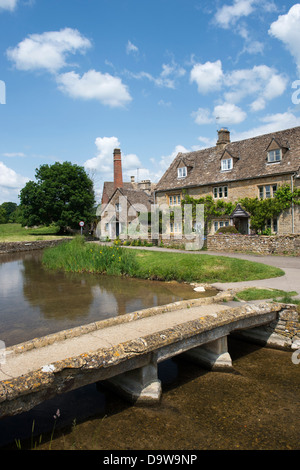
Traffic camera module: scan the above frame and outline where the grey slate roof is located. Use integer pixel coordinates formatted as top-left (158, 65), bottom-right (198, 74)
top-left (155, 126), bottom-right (300, 192)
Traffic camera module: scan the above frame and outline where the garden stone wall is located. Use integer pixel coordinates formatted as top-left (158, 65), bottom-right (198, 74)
top-left (207, 234), bottom-right (300, 256)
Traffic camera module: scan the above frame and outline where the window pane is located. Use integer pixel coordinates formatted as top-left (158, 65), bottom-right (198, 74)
top-left (273, 218), bottom-right (278, 232)
top-left (221, 159), bottom-right (232, 170)
top-left (214, 222), bottom-right (218, 232)
top-left (213, 188), bottom-right (218, 198)
top-left (268, 149), bottom-right (281, 162)
top-left (272, 184), bottom-right (277, 195)
top-left (219, 187), bottom-right (223, 197)
top-left (169, 196), bottom-right (172, 205)
top-left (178, 167), bottom-right (187, 178)
top-left (265, 185), bottom-right (271, 198)
top-left (259, 187), bottom-right (264, 199)
top-left (224, 186), bottom-right (228, 197)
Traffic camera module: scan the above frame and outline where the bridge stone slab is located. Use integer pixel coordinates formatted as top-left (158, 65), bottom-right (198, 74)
top-left (0, 301), bottom-right (284, 417)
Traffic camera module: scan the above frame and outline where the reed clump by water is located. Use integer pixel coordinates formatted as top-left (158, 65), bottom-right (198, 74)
top-left (42, 237), bottom-right (284, 283)
top-left (42, 236), bottom-right (139, 277)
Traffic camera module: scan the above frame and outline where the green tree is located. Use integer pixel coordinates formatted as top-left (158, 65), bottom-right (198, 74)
top-left (1, 202), bottom-right (18, 222)
top-left (0, 206), bottom-right (7, 224)
top-left (19, 162), bottom-right (95, 232)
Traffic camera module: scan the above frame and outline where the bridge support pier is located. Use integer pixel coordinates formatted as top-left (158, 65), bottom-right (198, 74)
top-left (183, 336), bottom-right (233, 371)
top-left (105, 358), bottom-right (162, 405)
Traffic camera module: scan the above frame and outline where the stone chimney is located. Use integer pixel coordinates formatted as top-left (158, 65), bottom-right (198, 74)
top-left (113, 148), bottom-right (123, 190)
top-left (217, 128), bottom-right (230, 148)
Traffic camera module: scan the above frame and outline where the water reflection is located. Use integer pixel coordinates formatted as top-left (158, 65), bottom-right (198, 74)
top-left (0, 250), bottom-right (211, 347)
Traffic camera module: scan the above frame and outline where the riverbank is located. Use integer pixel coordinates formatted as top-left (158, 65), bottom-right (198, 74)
top-left (42, 237), bottom-right (284, 284)
top-left (0, 223), bottom-right (64, 242)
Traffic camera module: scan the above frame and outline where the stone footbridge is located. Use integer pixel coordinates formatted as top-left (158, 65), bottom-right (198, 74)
top-left (0, 296), bottom-right (291, 418)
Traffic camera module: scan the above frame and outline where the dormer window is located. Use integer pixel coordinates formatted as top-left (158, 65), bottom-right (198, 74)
top-left (177, 167), bottom-right (187, 178)
top-left (267, 149), bottom-right (282, 163)
top-left (221, 158), bottom-right (233, 171)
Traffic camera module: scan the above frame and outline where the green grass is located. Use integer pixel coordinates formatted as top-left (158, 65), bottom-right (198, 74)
top-left (234, 287), bottom-right (300, 312)
top-left (234, 287), bottom-right (298, 301)
top-left (42, 238), bottom-right (285, 284)
top-left (43, 236), bottom-right (139, 277)
top-left (0, 223), bottom-right (63, 241)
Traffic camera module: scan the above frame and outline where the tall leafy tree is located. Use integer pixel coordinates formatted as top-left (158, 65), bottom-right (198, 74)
top-left (19, 162), bottom-right (95, 232)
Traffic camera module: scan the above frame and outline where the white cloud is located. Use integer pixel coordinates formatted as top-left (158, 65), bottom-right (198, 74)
top-left (2, 152), bottom-right (26, 157)
top-left (214, 0), bottom-right (256, 28)
top-left (157, 145), bottom-right (189, 176)
top-left (214, 0), bottom-right (277, 29)
top-left (0, 161), bottom-right (29, 203)
top-left (191, 108), bottom-right (213, 125)
top-left (0, 0), bottom-right (17, 11)
top-left (231, 112), bottom-right (300, 141)
top-left (190, 60), bottom-right (223, 94)
top-left (7, 28), bottom-right (92, 73)
top-left (224, 65), bottom-right (287, 110)
top-left (192, 103), bottom-right (246, 126)
top-left (84, 137), bottom-right (120, 175)
top-left (127, 60), bottom-right (186, 89)
top-left (84, 137), bottom-right (141, 180)
top-left (56, 69), bottom-right (132, 108)
top-left (126, 40), bottom-right (139, 55)
top-left (196, 136), bottom-right (216, 149)
top-left (214, 102), bottom-right (247, 125)
top-left (269, 4), bottom-right (300, 75)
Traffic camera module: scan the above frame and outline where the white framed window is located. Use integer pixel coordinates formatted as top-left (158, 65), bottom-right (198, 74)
top-left (169, 194), bottom-right (181, 205)
top-left (267, 149), bottom-right (281, 163)
top-left (221, 158), bottom-right (233, 171)
top-left (213, 186), bottom-right (228, 198)
top-left (258, 184), bottom-right (277, 199)
top-left (177, 167), bottom-right (187, 178)
top-left (170, 222), bottom-right (182, 233)
top-left (214, 220), bottom-right (229, 232)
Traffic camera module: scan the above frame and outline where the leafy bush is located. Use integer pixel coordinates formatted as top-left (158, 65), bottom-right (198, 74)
top-left (216, 225), bottom-right (239, 234)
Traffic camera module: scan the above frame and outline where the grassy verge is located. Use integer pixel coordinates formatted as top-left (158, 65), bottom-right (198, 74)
top-left (42, 237), bottom-right (284, 283)
top-left (0, 223), bottom-right (63, 241)
top-left (234, 287), bottom-right (298, 301)
top-left (234, 287), bottom-right (300, 312)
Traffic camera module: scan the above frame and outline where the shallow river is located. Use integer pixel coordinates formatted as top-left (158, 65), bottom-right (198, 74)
top-left (0, 250), bottom-right (206, 348)
top-left (0, 251), bottom-right (299, 450)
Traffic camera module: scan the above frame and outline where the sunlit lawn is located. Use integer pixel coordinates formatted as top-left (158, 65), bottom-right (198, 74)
top-left (43, 237), bottom-right (285, 284)
top-left (0, 223), bottom-right (63, 241)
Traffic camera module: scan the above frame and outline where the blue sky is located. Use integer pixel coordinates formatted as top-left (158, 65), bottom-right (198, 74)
top-left (1, 0), bottom-right (300, 204)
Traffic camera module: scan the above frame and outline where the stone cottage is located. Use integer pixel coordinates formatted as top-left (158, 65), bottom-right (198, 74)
top-left (98, 149), bottom-right (155, 239)
top-left (154, 126), bottom-right (300, 235)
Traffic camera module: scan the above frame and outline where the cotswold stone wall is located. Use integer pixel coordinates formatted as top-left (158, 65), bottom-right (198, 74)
top-left (0, 239), bottom-right (69, 254)
top-left (207, 234), bottom-right (300, 256)
top-left (236, 304), bottom-right (300, 351)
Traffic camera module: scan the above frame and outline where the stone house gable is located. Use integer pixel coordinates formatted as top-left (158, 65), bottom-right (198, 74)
top-left (156, 126), bottom-right (300, 192)
top-left (155, 126), bottom-right (300, 235)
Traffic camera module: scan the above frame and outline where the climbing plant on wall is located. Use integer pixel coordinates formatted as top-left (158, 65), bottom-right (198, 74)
top-left (239, 185), bottom-right (300, 233)
top-left (181, 184), bottom-right (300, 234)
